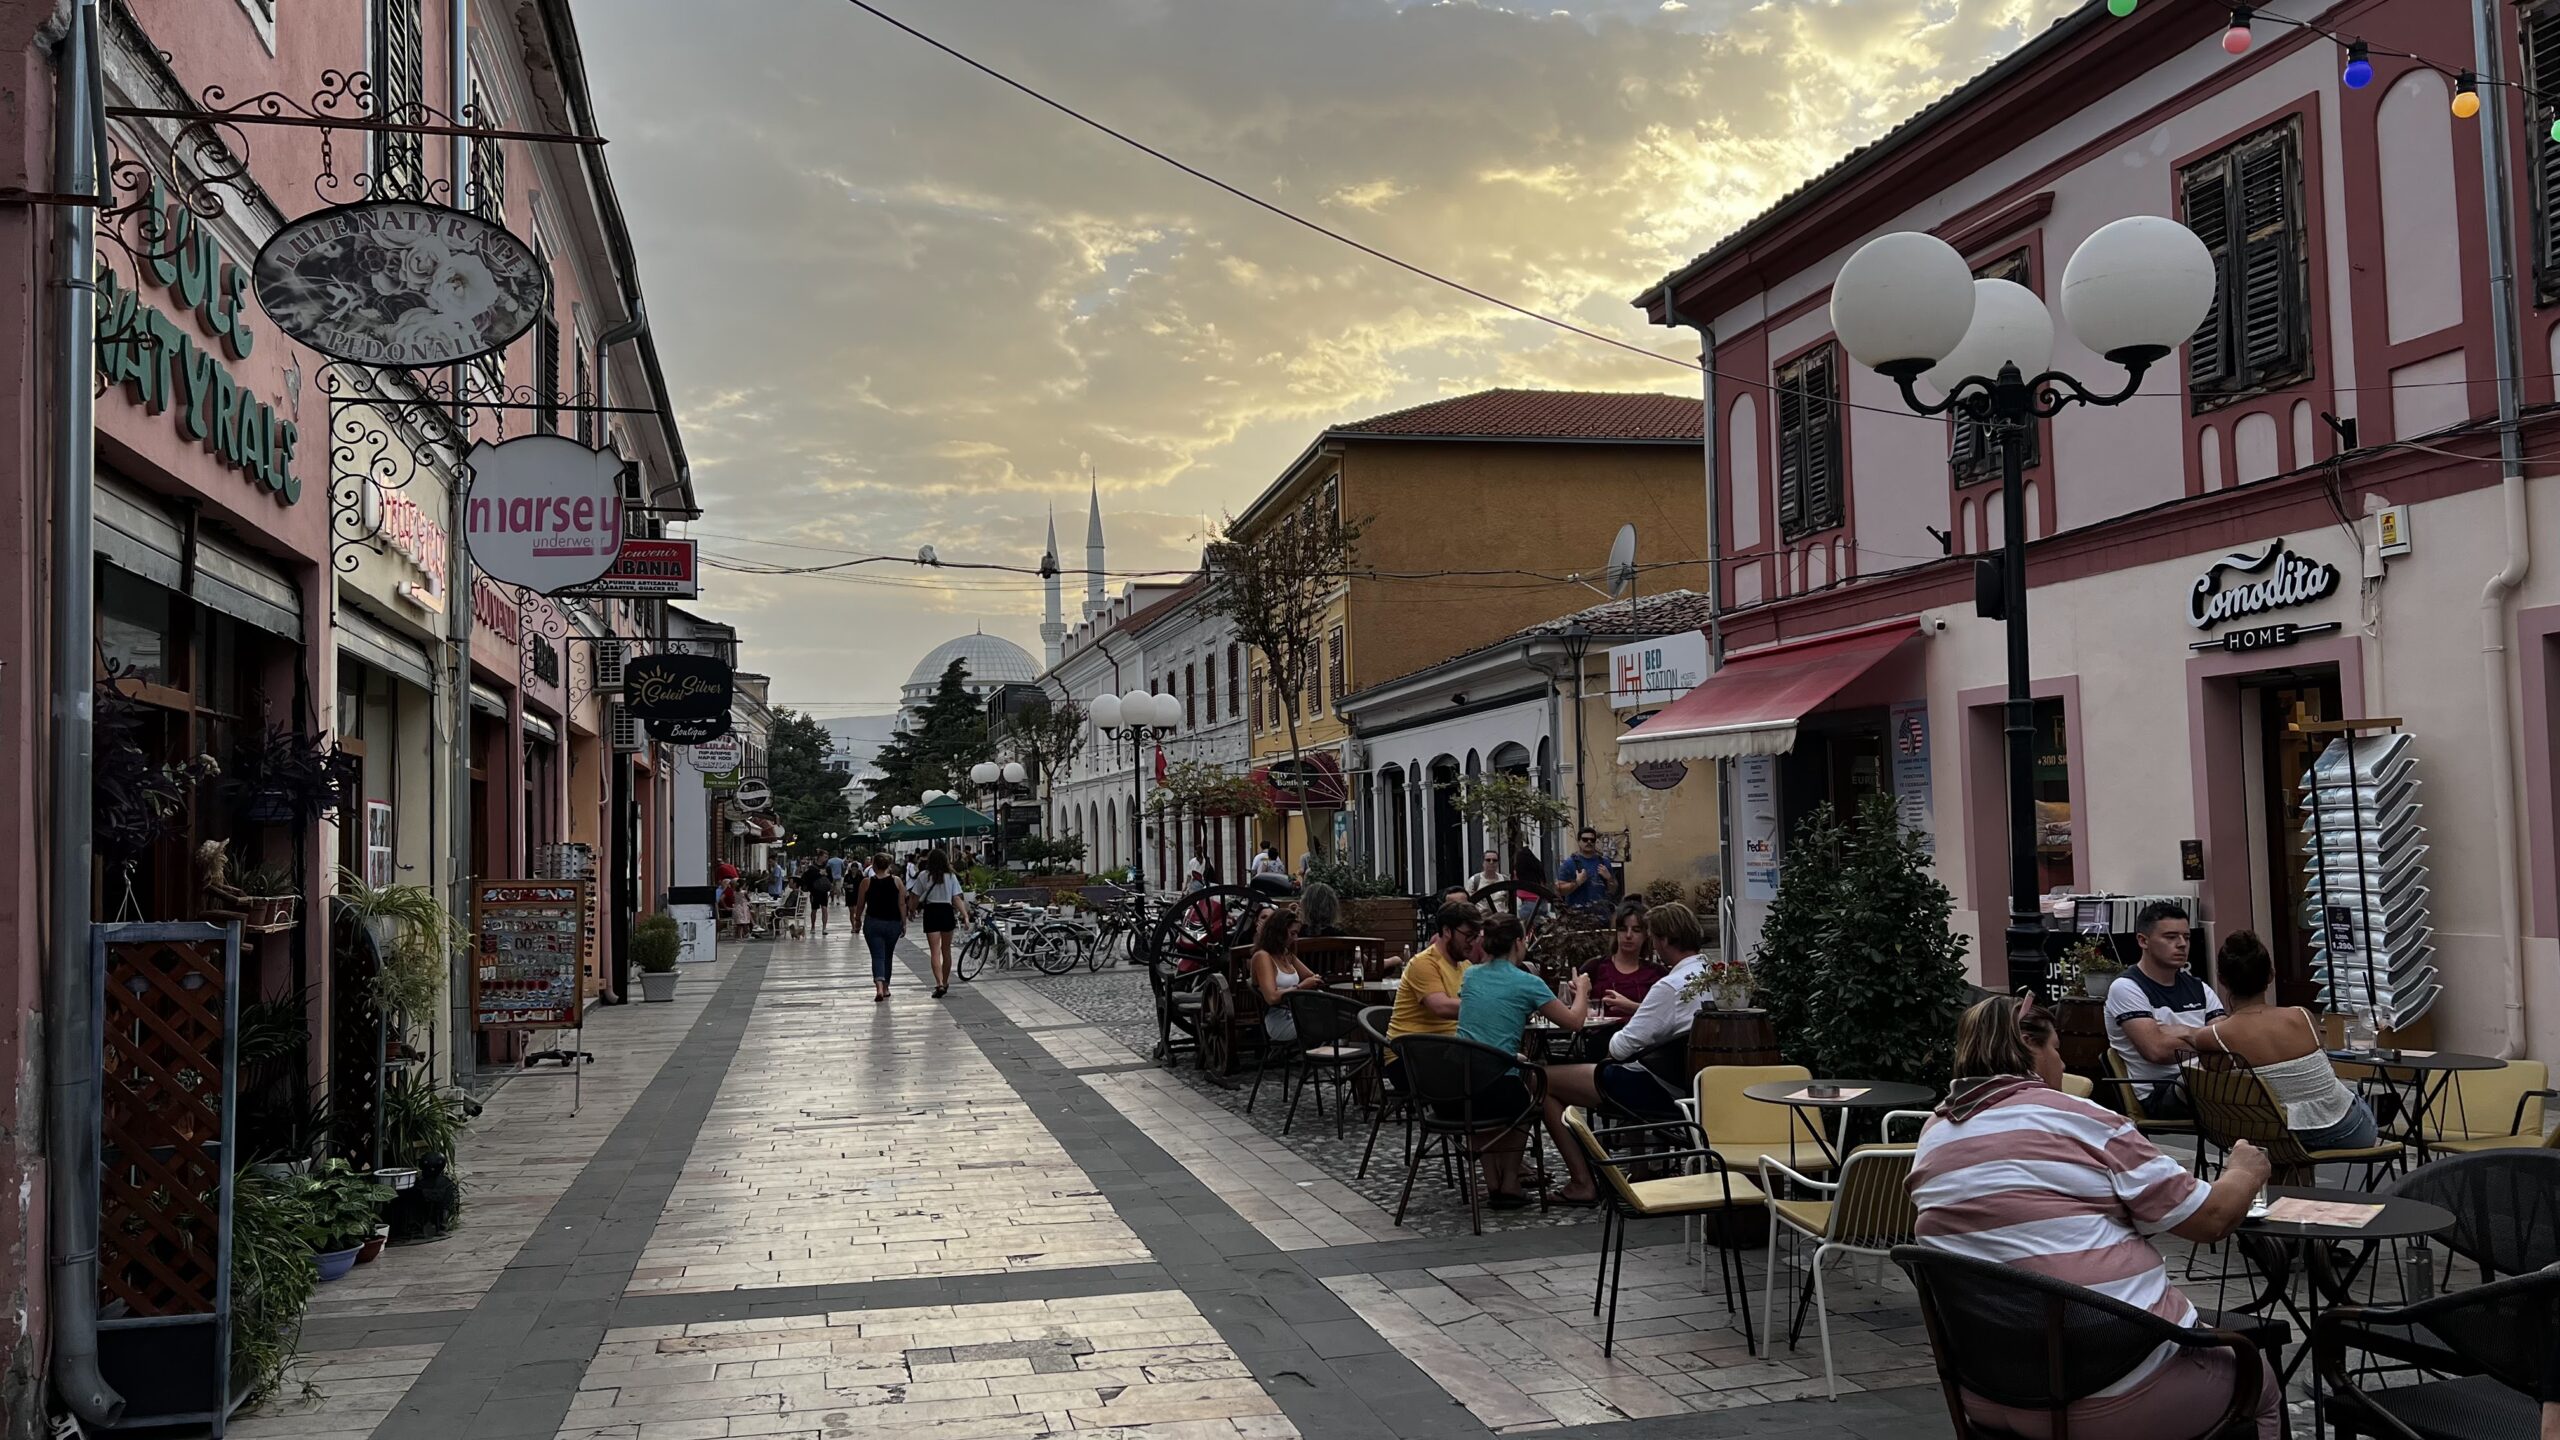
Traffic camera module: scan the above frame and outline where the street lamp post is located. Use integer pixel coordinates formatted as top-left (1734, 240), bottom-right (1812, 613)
top-left (1559, 621), bottom-right (1592, 834)
top-left (1092, 691), bottom-right (1183, 893)
top-left (968, 759), bottom-right (1029, 867)
top-left (1829, 217), bottom-right (2216, 992)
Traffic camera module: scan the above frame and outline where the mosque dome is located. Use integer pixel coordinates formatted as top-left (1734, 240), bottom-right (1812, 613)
top-left (900, 631), bottom-right (1040, 708)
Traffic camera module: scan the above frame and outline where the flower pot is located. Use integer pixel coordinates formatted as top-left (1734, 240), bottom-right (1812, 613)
top-left (313, 1245), bottom-right (363, 1281)
top-left (374, 1166), bottom-right (419, 1192)
top-left (639, 970), bottom-right (680, 1003)
top-left (2082, 970), bottom-right (2122, 1000)
top-left (356, 1233), bottom-right (387, 1264)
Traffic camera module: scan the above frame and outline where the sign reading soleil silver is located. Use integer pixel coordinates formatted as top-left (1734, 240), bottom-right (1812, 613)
top-left (2188, 539), bottom-right (2341, 630)
top-left (251, 199), bottom-right (549, 367)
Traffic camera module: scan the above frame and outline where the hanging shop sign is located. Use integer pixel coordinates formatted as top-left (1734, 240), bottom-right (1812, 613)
top-left (252, 199), bottom-right (548, 367)
top-left (94, 226), bottom-right (302, 504)
top-left (468, 880), bottom-right (589, 1030)
top-left (646, 713), bottom-right (733, 744)
top-left (1630, 759), bottom-right (1688, 791)
top-left (560, 537), bottom-right (699, 599)
top-left (462, 436), bottom-right (626, 593)
top-left (622, 652), bottom-right (733, 722)
top-left (361, 477), bottom-right (450, 609)
top-left (687, 735), bottom-right (744, 773)
top-left (733, 778), bottom-right (773, 813)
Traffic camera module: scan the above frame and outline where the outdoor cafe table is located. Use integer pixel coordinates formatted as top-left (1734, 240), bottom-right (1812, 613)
top-left (2324, 1048), bottom-right (2505, 1160)
top-left (1742, 1079), bottom-right (1936, 1164)
top-left (2239, 1186), bottom-right (2456, 1439)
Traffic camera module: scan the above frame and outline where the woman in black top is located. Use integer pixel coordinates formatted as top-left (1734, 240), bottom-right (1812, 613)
top-left (856, 853), bottom-right (905, 1002)
top-left (798, 854), bottom-right (834, 936)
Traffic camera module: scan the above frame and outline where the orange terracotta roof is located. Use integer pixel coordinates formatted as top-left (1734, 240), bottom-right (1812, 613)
top-left (1331, 388), bottom-right (1702, 442)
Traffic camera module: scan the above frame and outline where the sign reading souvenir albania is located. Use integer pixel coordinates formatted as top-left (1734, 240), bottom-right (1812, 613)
top-left (252, 200), bottom-right (548, 367)
top-left (622, 653), bottom-right (734, 722)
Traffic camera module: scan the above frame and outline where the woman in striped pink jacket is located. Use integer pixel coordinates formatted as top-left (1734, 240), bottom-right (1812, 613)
top-left (1909, 994), bottom-right (2277, 1440)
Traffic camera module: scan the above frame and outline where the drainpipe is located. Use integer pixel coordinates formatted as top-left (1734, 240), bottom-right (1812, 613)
top-left (2470, 0), bottom-right (2533, 1058)
top-left (1663, 285), bottom-right (1734, 954)
top-left (445, 0), bottom-right (475, 1067)
top-left (47, 0), bottom-right (122, 1423)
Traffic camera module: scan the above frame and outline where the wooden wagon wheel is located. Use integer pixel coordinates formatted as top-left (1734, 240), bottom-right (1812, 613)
top-left (1198, 973), bottom-right (1238, 1078)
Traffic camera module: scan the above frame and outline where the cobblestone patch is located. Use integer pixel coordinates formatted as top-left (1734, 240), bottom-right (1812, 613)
top-left (566, 1292), bottom-right (1295, 1440)
top-left (228, 1341), bottom-right (442, 1440)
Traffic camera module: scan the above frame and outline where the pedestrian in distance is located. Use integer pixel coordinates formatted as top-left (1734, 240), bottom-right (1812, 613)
top-left (856, 853), bottom-right (906, 1003)
top-left (908, 847), bottom-right (969, 998)
top-left (799, 851), bottom-right (834, 936)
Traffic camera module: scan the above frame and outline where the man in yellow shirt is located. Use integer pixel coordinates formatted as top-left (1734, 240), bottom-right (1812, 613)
top-left (1388, 900), bottom-right (1482, 1048)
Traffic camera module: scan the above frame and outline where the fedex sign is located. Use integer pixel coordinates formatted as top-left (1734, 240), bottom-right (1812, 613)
top-left (1606, 632), bottom-right (1708, 710)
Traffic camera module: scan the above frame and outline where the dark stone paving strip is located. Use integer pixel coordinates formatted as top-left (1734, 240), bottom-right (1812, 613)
top-left (605, 1260), bottom-right (1178, 1329)
top-left (366, 944), bottom-right (775, 1440)
top-left (938, 959), bottom-right (1949, 1440)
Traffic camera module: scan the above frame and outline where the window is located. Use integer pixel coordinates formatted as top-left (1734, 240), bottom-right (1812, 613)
top-left (536, 303), bottom-right (562, 433)
top-left (1184, 664), bottom-right (1197, 728)
top-left (1321, 473), bottom-right (1340, 527)
top-left (2528, 6), bottom-right (2560, 303)
top-left (1249, 666), bottom-right (1262, 731)
top-left (1951, 250), bottom-right (2040, 486)
top-left (1227, 644), bottom-right (1241, 715)
top-left (371, 0), bottom-right (426, 199)
top-left (1203, 654), bottom-right (1216, 723)
top-left (1302, 657), bottom-right (1320, 719)
top-left (2181, 118), bottom-right (2310, 407)
top-left (467, 80), bottom-right (505, 222)
top-left (1775, 345), bottom-right (1844, 536)
top-left (1327, 626), bottom-right (1345, 704)
top-left (574, 343), bottom-right (592, 445)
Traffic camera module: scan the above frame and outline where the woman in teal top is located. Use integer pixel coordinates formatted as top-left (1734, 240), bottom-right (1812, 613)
top-left (1449, 917), bottom-right (1590, 1208)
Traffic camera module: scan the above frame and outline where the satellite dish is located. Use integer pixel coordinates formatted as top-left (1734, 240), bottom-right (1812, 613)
top-left (1605, 524), bottom-right (1638, 599)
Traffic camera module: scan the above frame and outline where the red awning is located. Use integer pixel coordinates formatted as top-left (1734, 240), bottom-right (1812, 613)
top-left (1616, 620), bottom-right (1919, 763)
top-left (1252, 753), bottom-right (1348, 812)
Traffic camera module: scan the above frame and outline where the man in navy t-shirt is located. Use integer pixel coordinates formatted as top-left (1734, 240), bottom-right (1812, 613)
top-left (2104, 900), bottom-right (2224, 1120)
top-left (1555, 828), bottom-right (1618, 912)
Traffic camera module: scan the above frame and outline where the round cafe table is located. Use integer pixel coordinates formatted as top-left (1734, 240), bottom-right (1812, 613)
top-left (2324, 1048), bottom-right (2504, 1159)
top-left (2240, 1186), bottom-right (2455, 1439)
top-left (1742, 1079), bottom-right (1937, 1163)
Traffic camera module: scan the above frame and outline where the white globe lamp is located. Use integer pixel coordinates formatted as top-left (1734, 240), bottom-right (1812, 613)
top-left (970, 762), bottom-right (1000, 786)
top-left (1002, 761), bottom-right (1027, 784)
top-left (1151, 693), bottom-right (1183, 730)
top-left (1923, 278), bottom-right (2055, 397)
top-left (2058, 215), bottom-right (2217, 365)
top-left (1830, 231), bottom-right (1979, 377)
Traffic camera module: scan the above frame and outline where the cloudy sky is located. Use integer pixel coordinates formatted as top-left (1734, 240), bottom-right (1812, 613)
top-left (582, 0), bottom-right (2072, 718)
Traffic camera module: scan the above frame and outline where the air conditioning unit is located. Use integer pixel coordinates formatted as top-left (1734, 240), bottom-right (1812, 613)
top-left (594, 638), bottom-right (626, 693)
top-left (610, 706), bottom-right (643, 753)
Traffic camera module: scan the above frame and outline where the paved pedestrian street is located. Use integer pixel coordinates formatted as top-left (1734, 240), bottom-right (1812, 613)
top-left (226, 928), bottom-right (2004, 1440)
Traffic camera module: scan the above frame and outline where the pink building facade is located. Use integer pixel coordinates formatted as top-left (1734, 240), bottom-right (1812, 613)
top-left (1639, 0), bottom-right (2559, 1064)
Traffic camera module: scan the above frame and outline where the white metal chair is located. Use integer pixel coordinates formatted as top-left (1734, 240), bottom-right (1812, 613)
top-left (1759, 1139), bottom-right (1923, 1399)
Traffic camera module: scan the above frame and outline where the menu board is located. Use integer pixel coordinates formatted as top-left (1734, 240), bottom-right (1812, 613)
top-left (470, 880), bottom-right (589, 1030)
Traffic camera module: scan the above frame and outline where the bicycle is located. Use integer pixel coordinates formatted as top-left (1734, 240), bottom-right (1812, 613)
top-left (955, 902), bottom-right (1092, 980)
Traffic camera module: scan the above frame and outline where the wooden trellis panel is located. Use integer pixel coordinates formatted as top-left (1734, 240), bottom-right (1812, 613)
top-left (97, 925), bottom-right (236, 1320)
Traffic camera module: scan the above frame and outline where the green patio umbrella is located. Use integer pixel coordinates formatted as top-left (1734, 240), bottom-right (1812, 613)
top-left (883, 795), bottom-right (995, 841)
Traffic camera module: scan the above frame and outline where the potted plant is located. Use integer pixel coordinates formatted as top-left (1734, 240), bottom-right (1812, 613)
top-left (633, 912), bottom-right (682, 1001)
top-left (221, 724), bottom-right (361, 827)
top-left (295, 1159), bottom-right (393, 1281)
top-left (229, 1167), bottom-right (319, 1403)
top-left (97, 669), bottom-right (220, 867)
top-left (230, 862), bottom-right (301, 932)
top-left (2058, 936), bottom-right (2123, 1000)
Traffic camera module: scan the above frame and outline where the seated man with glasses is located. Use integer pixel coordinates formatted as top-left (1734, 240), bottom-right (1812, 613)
top-left (1384, 900), bottom-right (1482, 1088)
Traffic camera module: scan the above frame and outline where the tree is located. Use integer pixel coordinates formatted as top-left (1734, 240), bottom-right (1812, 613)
top-left (1749, 793), bottom-right (1972, 1091)
top-left (1452, 772), bottom-right (1570, 853)
top-left (1201, 500), bottom-right (1365, 855)
top-left (868, 658), bottom-right (989, 805)
top-left (767, 708), bottom-right (854, 852)
top-left (991, 692), bottom-right (1088, 828)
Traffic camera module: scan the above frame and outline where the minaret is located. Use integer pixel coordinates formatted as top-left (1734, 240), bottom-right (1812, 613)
top-left (1039, 506), bottom-right (1066, 666)
top-left (1083, 472), bottom-right (1107, 623)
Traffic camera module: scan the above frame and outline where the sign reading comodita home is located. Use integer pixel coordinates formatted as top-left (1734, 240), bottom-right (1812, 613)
top-left (253, 200), bottom-right (548, 367)
top-left (2186, 538), bottom-right (2344, 653)
top-left (463, 436), bottom-right (626, 593)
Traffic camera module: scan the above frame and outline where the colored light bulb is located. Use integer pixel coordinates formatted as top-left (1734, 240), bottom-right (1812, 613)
top-left (2549, 117), bottom-right (2560, 144)
top-left (2106, 0), bottom-right (2135, 14)
top-left (2453, 72), bottom-right (2481, 119)
top-left (2222, 17), bottom-right (2252, 53)
top-left (2342, 42), bottom-right (2371, 90)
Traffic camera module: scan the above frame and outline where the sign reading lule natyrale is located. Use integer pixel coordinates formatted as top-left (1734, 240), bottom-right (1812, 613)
top-left (463, 436), bottom-right (626, 593)
top-left (252, 199), bottom-right (548, 367)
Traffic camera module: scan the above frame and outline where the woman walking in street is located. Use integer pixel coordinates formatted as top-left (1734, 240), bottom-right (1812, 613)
top-left (908, 848), bottom-right (968, 998)
top-left (856, 853), bottom-right (906, 1002)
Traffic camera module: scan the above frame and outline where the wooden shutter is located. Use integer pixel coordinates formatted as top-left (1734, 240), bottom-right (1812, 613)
top-left (1327, 626), bottom-right (1346, 703)
top-left (2181, 157), bottom-right (2234, 394)
top-left (1227, 645), bottom-right (1241, 714)
top-left (2529, 5), bottom-right (2560, 301)
top-left (1202, 655), bottom-right (1216, 723)
top-left (1775, 358), bottom-right (1808, 534)
top-left (1801, 349), bottom-right (1844, 533)
top-left (1250, 667), bottom-right (1262, 730)
top-left (374, 1), bottom-right (426, 199)
top-left (2234, 130), bottom-right (2305, 382)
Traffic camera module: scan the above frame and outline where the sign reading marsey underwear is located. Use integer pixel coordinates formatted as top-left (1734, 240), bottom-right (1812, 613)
top-left (621, 653), bottom-right (734, 721)
top-left (252, 199), bottom-right (548, 367)
top-left (463, 436), bottom-right (625, 593)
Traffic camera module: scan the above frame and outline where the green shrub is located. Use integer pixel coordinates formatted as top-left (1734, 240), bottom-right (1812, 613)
top-left (1303, 858), bottom-right (1403, 898)
top-left (230, 1168), bottom-right (319, 1403)
top-left (293, 1158), bottom-right (392, 1252)
top-left (632, 913), bottom-right (681, 973)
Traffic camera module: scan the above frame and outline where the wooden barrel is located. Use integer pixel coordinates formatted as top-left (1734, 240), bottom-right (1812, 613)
top-left (1686, 1007), bottom-right (1781, 1077)
top-left (2056, 996), bottom-right (2108, 1081)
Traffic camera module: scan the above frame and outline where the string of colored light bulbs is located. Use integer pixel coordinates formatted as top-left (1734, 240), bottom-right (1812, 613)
top-left (2113, 1), bottom-right (2560, 137)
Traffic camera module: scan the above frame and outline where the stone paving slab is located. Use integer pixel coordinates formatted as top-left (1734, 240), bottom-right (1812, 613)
top-left (1081, 1068), bottom-right (1409, 1252)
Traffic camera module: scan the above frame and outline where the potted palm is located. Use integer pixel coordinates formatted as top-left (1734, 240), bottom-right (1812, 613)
top-left (634, 912), bottom-right (682, 1002)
